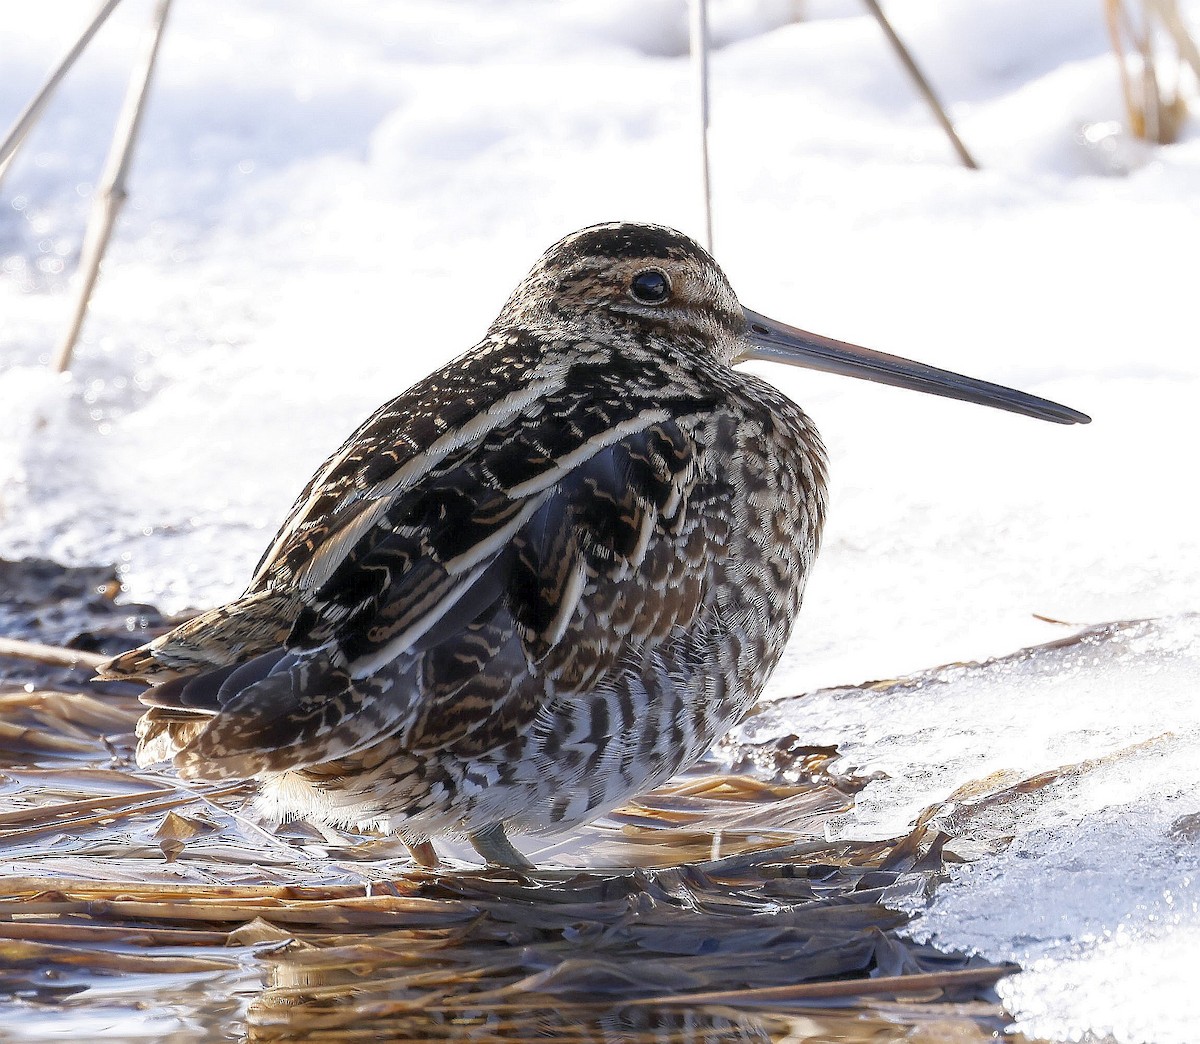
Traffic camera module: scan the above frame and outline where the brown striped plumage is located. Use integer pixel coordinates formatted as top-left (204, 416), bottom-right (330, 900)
top-left (97, 222), bottom-right (1087, 868)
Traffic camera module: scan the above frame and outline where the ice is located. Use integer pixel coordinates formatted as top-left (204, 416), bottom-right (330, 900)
top-left (738, 618), bottom-right (1200, 836)
top-left (732, 616), bottom-right (1200, 1042)
top-left (2, 2), bottom-right (1199, 1039)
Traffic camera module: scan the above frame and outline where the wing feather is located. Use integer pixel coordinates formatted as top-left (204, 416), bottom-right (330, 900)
top-left (121, 347), bottom-right (726, 778)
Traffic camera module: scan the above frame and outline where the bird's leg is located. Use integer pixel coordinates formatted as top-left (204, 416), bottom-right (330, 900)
top-left (468, 822), bottom-right (534, 869)
top-left (405, 838), bottom-right (440, 868)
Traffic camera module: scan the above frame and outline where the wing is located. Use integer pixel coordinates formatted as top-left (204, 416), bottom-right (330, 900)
top-left (119, 342), bottom-right (730, 780)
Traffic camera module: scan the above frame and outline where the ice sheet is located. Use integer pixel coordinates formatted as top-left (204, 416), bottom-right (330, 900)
top-left (733, 616), bottom-right (1200, 1042)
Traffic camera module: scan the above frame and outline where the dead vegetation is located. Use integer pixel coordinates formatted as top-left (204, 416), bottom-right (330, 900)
top-left (2, 561), bottom-right (1168, 1041)
top-left (1106, 0), bottom-right (1199, 143)
top-left (0, 666), bottom-right (1030, 1042)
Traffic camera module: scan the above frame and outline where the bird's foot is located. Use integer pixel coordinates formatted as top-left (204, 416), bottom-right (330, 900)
top-left (468, 822), bottom-right (534, 870)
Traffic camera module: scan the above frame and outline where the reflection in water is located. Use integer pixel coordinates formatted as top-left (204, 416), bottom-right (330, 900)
top-left (253, 968), bottom-right (776, 1042)
top-left (239, 865), bottom-right (1010, 1043)
top-left (249, 954), bottom-right (1018, 1043)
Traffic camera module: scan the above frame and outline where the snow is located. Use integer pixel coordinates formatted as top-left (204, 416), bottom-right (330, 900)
top-left (1, 1), bottom-right (1198, 1040)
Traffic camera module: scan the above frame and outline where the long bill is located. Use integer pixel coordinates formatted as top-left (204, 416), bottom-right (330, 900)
top-left (738, 308), bottom-right (1090, 425)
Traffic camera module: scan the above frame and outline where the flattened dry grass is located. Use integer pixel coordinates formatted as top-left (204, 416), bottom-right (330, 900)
top-left (4, 621), bottom-right (1163, 1039)
top-left (0, 678), bottom-right (1020, 1042)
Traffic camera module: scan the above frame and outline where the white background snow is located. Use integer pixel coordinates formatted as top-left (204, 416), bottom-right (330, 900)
top-left (1, 1), bottom-right (1198, 1040)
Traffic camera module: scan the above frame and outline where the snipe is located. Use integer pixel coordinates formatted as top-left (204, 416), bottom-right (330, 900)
top-left (97, 222), bottom-right (1088, 868)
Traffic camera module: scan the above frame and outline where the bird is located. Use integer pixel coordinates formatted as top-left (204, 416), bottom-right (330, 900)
top-left (96, 222), bottom-right (1089, 869)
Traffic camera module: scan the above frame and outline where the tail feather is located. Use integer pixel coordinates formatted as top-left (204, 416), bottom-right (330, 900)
top-left (95, 590), bottom-right (298, 683)
top-left (131, 650), bottom-right (415, 781)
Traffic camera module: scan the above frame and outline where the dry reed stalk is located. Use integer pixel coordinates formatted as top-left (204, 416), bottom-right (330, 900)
top-left (0, 0), bottom-right (126, 186)
top-left (53, 0), bottom-right (174, 373)
top-left (0, 719), bottom-right (102, 755)
top-left (0, 784), bottom-right (244, 846)
top-left (1105, 0), bottom-right (1193, 143)
top-left (1149, 0), bottom-right (1200, 80)
top-left (0, 937), bottom-right (235, 974)
top-left (689, 0), bottom-right (715, 251)
top-left (622, 964), bottom-right (1019, 1007)
top-left (0, 919), bottom-right (230, 947)
top-left (0, 787), bottom-right (172, 827)
top-left (0, 636), bottom-right (108, 671)
top-left (0, 688), bottom-right (139, 733)
top-left (0, 878), bottom-right (378, 900)
top-left (862, 0), bottom-right (978, 168)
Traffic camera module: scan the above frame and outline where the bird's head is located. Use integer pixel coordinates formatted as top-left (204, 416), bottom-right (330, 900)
top-left (495, 221), bottom-right (1090, 425)
top-left (493, 221), bottom-right (746, 362)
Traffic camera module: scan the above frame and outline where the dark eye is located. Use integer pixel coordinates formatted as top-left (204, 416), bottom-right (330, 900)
top-left (629, 269), bottom-right (671, 305)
